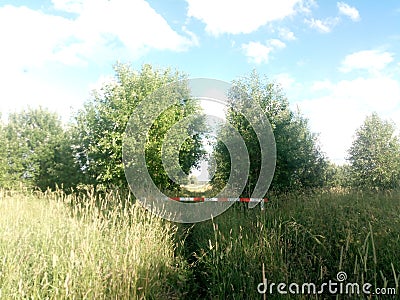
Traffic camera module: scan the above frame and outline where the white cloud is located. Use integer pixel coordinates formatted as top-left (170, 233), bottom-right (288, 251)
top-left (52, 0), bottom-right (83, 13)
top-left (295, 75), bottom-right (400, 164)
top-left (331, 77), bottom-right (400, 111)
top-left (73, 0), bottom-right (196, 58)
top-left (311, 79), bottom-right (335, 91)
top-left (0, 69), bottom-right (85, 123)
top-left (182, 25), bottom-right (200, 47)
top-left (337, 2), bottom-right (360, 21)
top-left (340, 50), bottom-right (394, 73)
top-left (305, 17), bottom-right (339, 33)
top-left (0, 1), bottom-right (197, 70)
top-left (186, 0), bottom-right (304, 35)
top-left (242, 42), bottom-right (272, 64)
top-left (304, 3), bottom-right (359, 34)
top-left (268, 39), bottom-right (286, 49)
top-left (274, 73), bottom-right (295, 90)
top-left (278, 28), bottom-right (296, 41)
top-left (0, 1), bottom-right (198, 121)
top-left (242, 39), bottom-right (286, 64)
top-left (0, 5), bottom-right (74, 70)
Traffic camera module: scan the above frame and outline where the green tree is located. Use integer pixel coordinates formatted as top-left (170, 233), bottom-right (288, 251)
top-left (74, 63), bottom-right (205, 191)
top-left (37, 127), bottom-right (83, 191)
top-left (4, 107), bottom-right (76, 190)
top-left (210, 70), bottom-right (327, 194)
top-left (0, 116), bottom-right (8, 187)
top-left (324, 163), bottom-right (352, 188)
top-left (348, 113), bottom-right (400, 190)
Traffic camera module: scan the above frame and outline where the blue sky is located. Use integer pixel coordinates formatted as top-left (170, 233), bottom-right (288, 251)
top-left (1, 0), bottom-right (400, 164)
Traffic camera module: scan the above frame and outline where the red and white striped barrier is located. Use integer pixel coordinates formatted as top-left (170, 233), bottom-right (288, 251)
top-left (167, 197), bottom-right (268, 203)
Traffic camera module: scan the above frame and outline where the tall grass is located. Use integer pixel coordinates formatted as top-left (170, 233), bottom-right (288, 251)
top-left (187, 190), bottom-right (400, 299)
top-left (0, 189), bottom-right (189, 299)
top-left (1, 188), bottom-right (399, 299)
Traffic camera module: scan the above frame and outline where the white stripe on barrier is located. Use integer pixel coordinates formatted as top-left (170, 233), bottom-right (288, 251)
top-left (165, 197), bottom-right (268, 202)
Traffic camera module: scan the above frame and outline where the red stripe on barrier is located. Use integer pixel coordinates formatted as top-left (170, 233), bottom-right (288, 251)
top-left (167, 197), bottom-right (269, 202)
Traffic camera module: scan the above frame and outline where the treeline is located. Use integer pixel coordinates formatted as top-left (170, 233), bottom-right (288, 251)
top-left (327, 113), bottom-right (400, 190)
top-left (0, 63), bottom-right (399, 193)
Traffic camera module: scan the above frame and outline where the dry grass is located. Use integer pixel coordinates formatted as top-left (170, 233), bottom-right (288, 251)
top-left (0, 189), bottom-right (189, 299)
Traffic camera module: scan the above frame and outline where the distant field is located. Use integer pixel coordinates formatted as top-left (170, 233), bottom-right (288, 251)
top-left (0, 189), bottom-right (399, 299)
top-left (181, 183), bottom-right (212, 193)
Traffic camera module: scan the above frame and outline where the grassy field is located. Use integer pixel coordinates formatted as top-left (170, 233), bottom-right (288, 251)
top-left (0, 188), bottom-right (399, 299)
top-left (0, 189), bottom-right (189, 299)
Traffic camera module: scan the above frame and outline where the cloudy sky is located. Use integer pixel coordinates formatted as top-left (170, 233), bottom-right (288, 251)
top-left (1, 0), bottom-right (400, 164)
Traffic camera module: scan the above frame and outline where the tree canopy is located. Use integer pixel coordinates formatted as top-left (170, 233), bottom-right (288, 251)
top-left (210, 70), bottom-right (327, 194)
top-left (73, 63), bottom-right (206, 191)
top-left (348, 113), bottom-right (400, 190)
top-left (2, 107), bottom-right (77, 190)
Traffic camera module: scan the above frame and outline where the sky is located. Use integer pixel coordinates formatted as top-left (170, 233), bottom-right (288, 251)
top-left (1, 0), bottom-right (400, 165)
